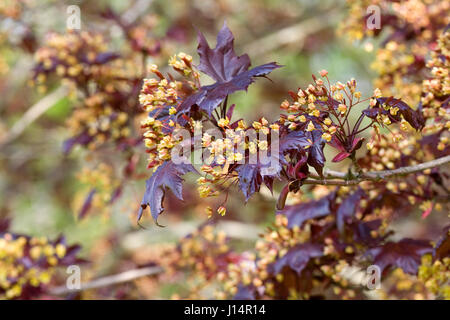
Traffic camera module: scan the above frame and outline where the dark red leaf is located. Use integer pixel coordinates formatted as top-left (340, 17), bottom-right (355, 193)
top-left (0, 218), bottom-right (10, 233)
top-left (178, 24), bottom-right (281, 116)
top-left (179, 63), bottom-right (281, 116)
top-left (235, 158), bottom-right (281, 201)
top-left (336, 189), bottom-right (365, 234)
top-left (332, 151), bottom-right (351, 162)
top-left (378, 97), bottom-right (424, 130)
top-left (433, 226), bottom-right (450, 260)
top-left (138, 161), bottom-right (197, 224)
top-left (279, 193), bottom-right (335, 229)
top-left (276, 184), bottom-right (290, 210)
top-left (365, 238), bottom-right (432, 275)
top-left (279, 130), bottom-right (310, 154)
top-left (363, 97), bottom-right (425, 130)
top-left (78, 189), bottom-right (96, 219)
top-left (306, 130), bottom-right (325, 176)
top-left (197, 23), bottom-right (251, 83)
top-left (270, 243), bottom-right (324, 275)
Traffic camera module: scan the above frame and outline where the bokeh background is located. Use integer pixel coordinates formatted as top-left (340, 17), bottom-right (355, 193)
top-left (2, 0), bottom-right (435, 299)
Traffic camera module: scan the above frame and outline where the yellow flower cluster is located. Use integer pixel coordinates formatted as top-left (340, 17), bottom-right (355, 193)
top-left (0, 234), bottom-right (68, 299)
top-left (340, 0), bottom-right (449, 106)
top-left (139, 75), bottom-right (181, 113)
top-left (418, 254), bottom-right (450, 299)
top-left (280, 73), bottom-right (362, 143)
top-left (161, 225), bottom-right (229, 299)
top-left (421, 30), bottom-right (450, 143)
top-left (141, 116), bottom-right (179, 168)
top-left (168, 52), bottom-right (195, 77)
top-left (75, 163), bottom-right (121, 218)
top-left (34, 31), bottom-right (140, 150)
top-left (34, 31), bottom-right (108, 83)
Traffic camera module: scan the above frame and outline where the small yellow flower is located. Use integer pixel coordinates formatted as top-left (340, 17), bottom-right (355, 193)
top-left (252, 121), bottom-right (262, 130)
top-left (270, 124), bottom-right (280, 131)
top-left (218, 117), bottom-right (229, 128)
top-left (334, 93), bottom-right (343, 100)
top-left (298, 115), bottom-right (307, 123)
top-left (321, 133), bottom-right (332, 142)
top-left (373, 88), bottom-right (382, 98)
top-left (148, 64), bottom-right (159, 73)
top-left (169, 106), bottom-right (177, 115)
top-left (258, 140), bottom-right (268, 150)
top-left (319, 69), bottom-right (328, 77)
top-left (217, 206), bottom-right (227, 216)
top-left (306, 121), bottom-right (315, 132)
top-left (338, 104), bottom-right (347, 114)
top-left (280, 100), bottom-right (290, 109)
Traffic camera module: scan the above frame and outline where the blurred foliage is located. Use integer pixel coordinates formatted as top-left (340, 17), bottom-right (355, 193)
top-left (1, 0), bottom-right (446, 300)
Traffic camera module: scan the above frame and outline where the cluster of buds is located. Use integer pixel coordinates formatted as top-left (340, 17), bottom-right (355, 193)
top-left (279, 72), bottom-right (364, 143)
top-left (33, 31), bottom-right (144, 152)
top-left (168, 52), bottom-right (196, 78)
top-left (421, 29), bottom-right (450, 140)
top-left (139, 74), bottom-right (181, 113)
top-left (159, 224), bottom-right (238, 299)
top-left (0, 233), bottom-right (80, 299)
top-left (340, 0), bottom-right (449, 106)
top-left (139, 55), bottom-right (204, 168)
top-left (34, 31), bottom-right (110, 88)
top-left (379, 267), bottom-right (431, 300)
top-left (202, 128), bottom-right (248, 165)
top-left (418, 254), bottom-right (450, 299)
top-left (197, 166), bottom-right (235, 217)
top-left (141, 116), bottom-right (179, 168)
top-left (216, 206), bottom-right (374, 300)
top-left (74, 163), bottom-right (121, 218)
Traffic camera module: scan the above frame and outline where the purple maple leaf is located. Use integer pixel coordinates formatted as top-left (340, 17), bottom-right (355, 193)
top-left (363, 97), bottom-right (425, 130)
top-left (138, 161), bottom-right (197, 225)
top-left (336, 188), bottom-right (365, 234)
top-left (365, 238), bottom-right (432, 275)
top-left (270, 243), bottom-right (324, 275)
top-left (177, 23), bottom-right (281, 116)
top-left (235, 155), bottom-right (281, 201)
top-left (279, 192), bottom-right (336, 229)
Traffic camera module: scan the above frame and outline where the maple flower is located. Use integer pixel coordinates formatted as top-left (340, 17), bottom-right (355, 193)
top-left (320, 69), bottom-right (329, 77)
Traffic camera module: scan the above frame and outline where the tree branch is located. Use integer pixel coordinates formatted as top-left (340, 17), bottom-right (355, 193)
top-left (242, 10), bottom-right (340, 57)
top-left (49, 265), bottom-right (164, 296)
top-left (303, 155), bottom-right (450, 186)
top-left (0, 86), bottom-right (68, 149)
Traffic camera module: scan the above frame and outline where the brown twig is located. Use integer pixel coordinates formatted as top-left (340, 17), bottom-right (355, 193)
top-left (304, 155), bottom-right (450, 186)
top-left (49, 265), bottom-right (164, 296)
top-left (0, 86), bottom-right (68, 149)
top-left (242, 11), bottom-right (341, 57)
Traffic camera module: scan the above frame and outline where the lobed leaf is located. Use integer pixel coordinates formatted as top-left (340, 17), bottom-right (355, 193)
top-left (138, 160), bottom-right (197, 225)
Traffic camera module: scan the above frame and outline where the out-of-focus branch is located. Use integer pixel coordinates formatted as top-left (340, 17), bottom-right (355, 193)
top-left (121, 220), bottom-right (263, 251)
top-left (49, 265), bottom-right (163, 296)
top-left (0, 86), bottom-right (68, 149)
top-left (242, 11), bottom-right (340, 57)
top-left (121, 0), bottom-right (153, 24)
top-left (50, 220), bottom-right (262, 296)
top-left (303, 155), bottom-right (450, 186)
